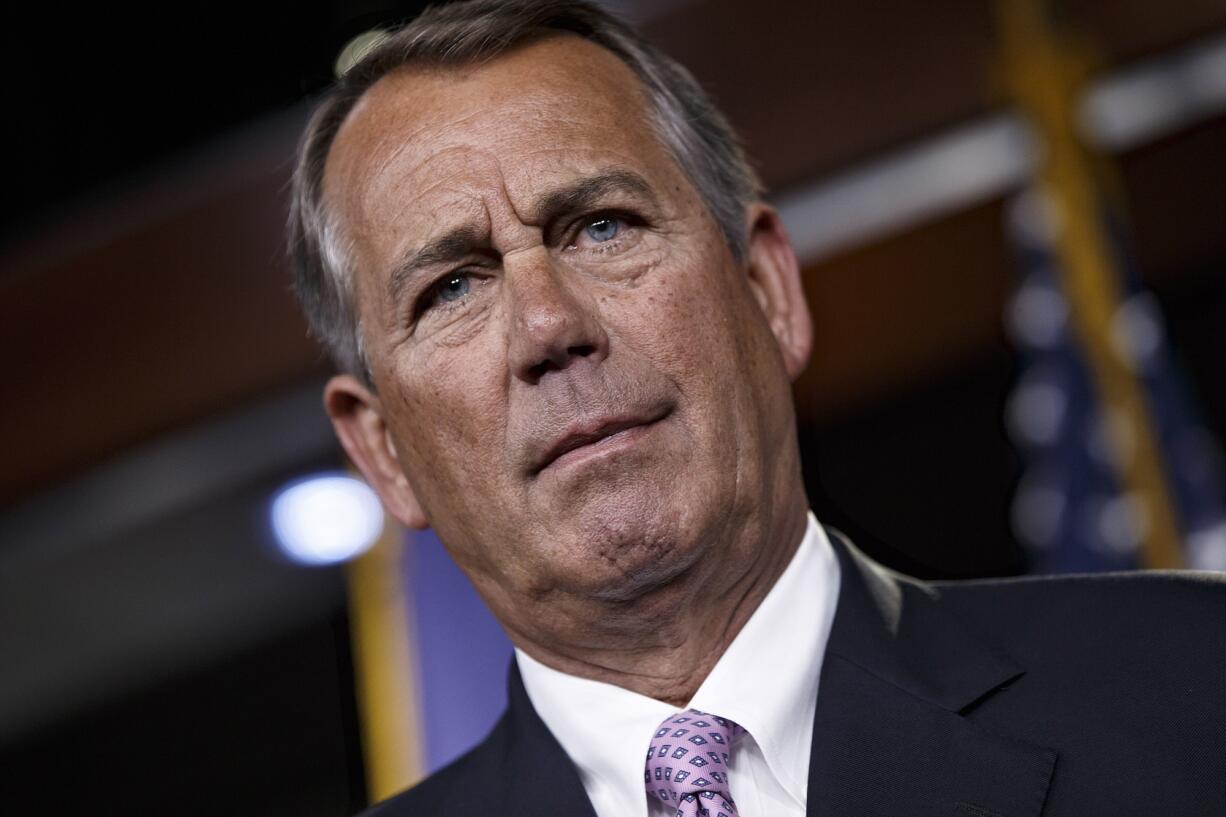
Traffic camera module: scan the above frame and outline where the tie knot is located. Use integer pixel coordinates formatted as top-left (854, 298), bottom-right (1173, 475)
top-left (644, 709), bottom-right (744, 817)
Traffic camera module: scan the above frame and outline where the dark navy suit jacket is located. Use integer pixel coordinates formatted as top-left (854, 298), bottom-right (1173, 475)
top-left (363, 532), bottom-right (1226, 817)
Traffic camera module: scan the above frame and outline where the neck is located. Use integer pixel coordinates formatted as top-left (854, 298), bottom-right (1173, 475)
top-left (509, 499), bottom-right (809, 707)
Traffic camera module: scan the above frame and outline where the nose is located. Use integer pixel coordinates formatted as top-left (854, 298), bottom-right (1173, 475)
top-left (505, 250), bottom-right (609, 384)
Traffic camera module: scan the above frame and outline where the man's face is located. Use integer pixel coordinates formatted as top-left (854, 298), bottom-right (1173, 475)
top-left (324, 35), bottom-right (810, 636)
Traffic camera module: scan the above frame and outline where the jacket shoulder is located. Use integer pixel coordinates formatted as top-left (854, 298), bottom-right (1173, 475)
top-left (929, 568), bottom-right (1226, 683)
top-left (932, 566), bottom-right (1226, 621)
top-left (925, 569), bottom-right (1226, 812)
top-left (356, 714), bottom-right (511, 817)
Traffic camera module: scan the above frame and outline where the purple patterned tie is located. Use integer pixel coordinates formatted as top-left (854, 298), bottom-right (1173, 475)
top-left (645, 709), bottom-right (745, 817)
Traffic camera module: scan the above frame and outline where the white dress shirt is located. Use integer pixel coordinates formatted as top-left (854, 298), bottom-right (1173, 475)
top-left (517, 512), bottom-right (841, 817)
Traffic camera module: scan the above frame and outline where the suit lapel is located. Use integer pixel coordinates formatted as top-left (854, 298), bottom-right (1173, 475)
top-left (499, 661), bottom-right (600, 817)
top-left (808, 532), bottom-right (1057, 817)
top-left (489, 531), bottom-right (1056, 817)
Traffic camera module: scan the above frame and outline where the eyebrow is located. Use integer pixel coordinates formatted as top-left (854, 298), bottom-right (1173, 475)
top-left (528, 169), bottom-right (656, 227)
top-left (385, 169), bottom-right (658, 305)
top-left (386, 222), bottom-right (487, 307)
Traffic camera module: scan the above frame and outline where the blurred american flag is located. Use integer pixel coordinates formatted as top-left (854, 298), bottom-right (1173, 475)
top-left (1004, 186), bottom-right (1226, 572)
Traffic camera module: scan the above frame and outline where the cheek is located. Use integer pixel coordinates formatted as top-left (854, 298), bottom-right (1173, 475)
top-left (613, 257), bottom-right (747, 383)
top-left (385, 341), bottom-right (508, 490)
top-left (607, 255), bottom-right (779, 457)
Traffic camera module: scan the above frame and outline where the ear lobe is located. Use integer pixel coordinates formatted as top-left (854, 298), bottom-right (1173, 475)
top-left (744, 204), bottom-right (814, 380)
top-left (323, 374), bottom-right (429, 530)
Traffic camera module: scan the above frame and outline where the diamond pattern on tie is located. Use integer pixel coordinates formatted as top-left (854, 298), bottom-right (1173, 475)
top-left (645, 709), bottom-right (745, 817)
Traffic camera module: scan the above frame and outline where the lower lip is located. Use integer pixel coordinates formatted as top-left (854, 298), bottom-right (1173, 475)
top-left (544, 421), bottom-right (659, 473)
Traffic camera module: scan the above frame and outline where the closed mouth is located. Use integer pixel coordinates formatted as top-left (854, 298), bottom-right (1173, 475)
top-left (533, 408), bottom-right (670, 475)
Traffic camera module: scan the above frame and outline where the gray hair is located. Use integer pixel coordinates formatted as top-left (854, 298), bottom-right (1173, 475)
top-left (288, 0), bottom-right (762, 383)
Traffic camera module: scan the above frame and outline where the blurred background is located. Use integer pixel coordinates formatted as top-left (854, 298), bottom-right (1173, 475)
top-left (2, 0), bottom-right (1224, 813)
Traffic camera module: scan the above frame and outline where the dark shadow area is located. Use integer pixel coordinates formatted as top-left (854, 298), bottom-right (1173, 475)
top-left (1, 610), bottom-right (366, 817)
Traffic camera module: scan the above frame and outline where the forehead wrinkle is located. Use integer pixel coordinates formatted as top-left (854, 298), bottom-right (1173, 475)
top-left (326, 39), bottom-right (701, 327)
top-left (326, 103), bottom-right (442, 227)
top-left (331, 58), bottom-right (667, 244)
top-left (365, 110), bottom-right (498, 197)
top-left (346, 71), bottom-right (492, 173)
top-left (349, 152), bottom-right (497, 309)
top-left (332, 104), bottom-right (495, 236)
top-left (359, 145), bottom-right (494, 235)
top-left (357, 89), bottom-right (567, 194)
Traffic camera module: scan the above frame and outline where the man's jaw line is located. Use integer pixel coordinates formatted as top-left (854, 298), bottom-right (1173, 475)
top-left (501, 521), bottom-right (793, 707)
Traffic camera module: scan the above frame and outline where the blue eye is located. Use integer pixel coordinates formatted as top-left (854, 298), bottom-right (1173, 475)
top-left (584, 217), bottom-right (621, 243)
top-left (435, 274), bottom-right (470, 303)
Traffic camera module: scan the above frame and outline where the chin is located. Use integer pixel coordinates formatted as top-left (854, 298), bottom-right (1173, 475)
top-left (553, 490), bottom-right (711, 602)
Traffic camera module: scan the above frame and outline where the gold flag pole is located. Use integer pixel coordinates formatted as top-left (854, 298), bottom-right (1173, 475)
top-left (346, 515), bottom-right (427, 801)
top-left (997, 0), bottom-right (1184, 568)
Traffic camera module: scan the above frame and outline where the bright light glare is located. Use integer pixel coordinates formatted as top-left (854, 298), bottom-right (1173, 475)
top-left (271, 474), bottom-right (384, 565)
top-left (335, 29), bottom-right (390, 78)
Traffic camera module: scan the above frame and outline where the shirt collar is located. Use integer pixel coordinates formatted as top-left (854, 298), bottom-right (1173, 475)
top-left (517, 512), bottom-right (840, 813)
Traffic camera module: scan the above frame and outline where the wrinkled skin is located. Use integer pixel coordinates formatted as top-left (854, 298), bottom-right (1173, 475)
top-left (322, 35), bottom-right (813, 703)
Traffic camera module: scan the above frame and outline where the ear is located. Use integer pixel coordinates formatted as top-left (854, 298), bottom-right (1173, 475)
top-left (324, 374), bottom-right (429, 530)
top-left (743, 203), bottom-right (813, 380)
